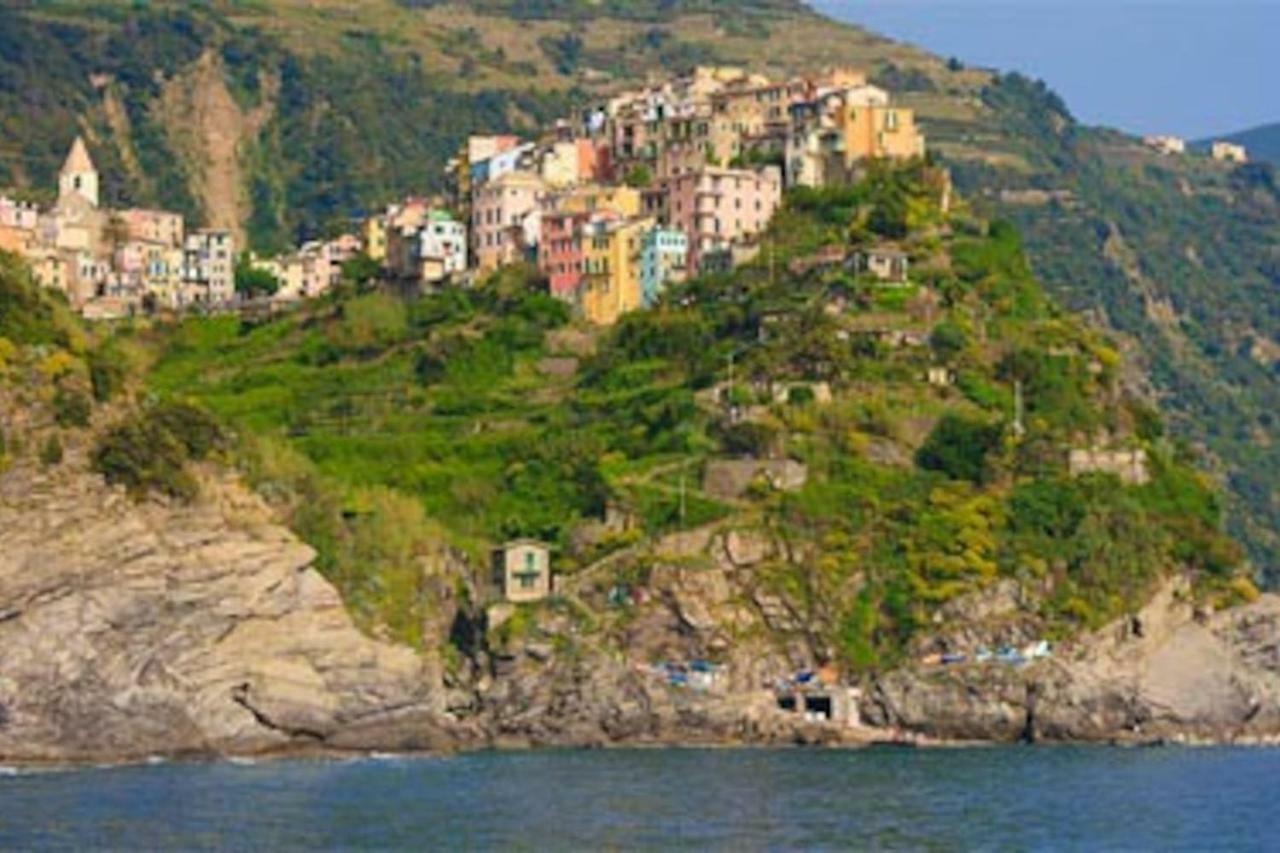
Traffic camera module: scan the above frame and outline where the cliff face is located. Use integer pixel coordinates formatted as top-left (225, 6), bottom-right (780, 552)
top-left (0, 461), bottom-right (453, 763)
top-left (863, 580), bottom-right (1280, 744)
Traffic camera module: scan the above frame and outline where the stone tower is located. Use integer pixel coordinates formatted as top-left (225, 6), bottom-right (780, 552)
top-left (58, 136), bottom-right (99, 209)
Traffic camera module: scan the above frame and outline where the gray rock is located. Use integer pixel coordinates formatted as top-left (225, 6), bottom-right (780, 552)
top-left (0, 465), bottom-right (449, 763)
top-left (864, 581), bottom-right (1280, 744)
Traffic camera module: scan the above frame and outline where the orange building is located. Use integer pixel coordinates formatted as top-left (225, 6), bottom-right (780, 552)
top-left (787, 85), bottom-right (925, 187)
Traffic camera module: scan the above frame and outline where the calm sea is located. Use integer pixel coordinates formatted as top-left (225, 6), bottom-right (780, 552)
top-left (1, 747), bottom-right (1276, 850)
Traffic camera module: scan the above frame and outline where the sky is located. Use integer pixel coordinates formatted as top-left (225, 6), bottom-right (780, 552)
top-left (810, 0), bottom-right (1278, 139)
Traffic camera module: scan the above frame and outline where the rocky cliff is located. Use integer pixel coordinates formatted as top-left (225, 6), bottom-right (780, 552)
top-left (0, 459), bottom-right (454, 764)
top-left (863, 579), bottom-right (1280, 744)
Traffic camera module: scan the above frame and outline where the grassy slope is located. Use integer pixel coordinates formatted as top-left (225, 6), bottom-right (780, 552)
top-left (2, 0), bottom-right (1277, 577)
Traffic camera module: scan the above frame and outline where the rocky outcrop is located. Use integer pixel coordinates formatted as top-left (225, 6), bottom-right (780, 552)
top-left (0, 463), bottom-right (452, 763)
top-left (864, 580), bottom-right (1280, 744)
top-left (480, 648), bottom-right (855, 749)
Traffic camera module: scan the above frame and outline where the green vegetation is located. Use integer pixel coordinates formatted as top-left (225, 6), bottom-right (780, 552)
top-left (39, 434), bottom-right (64, 468)
top-left (234, 254), bottom-right (279, 298)
top-left (143, 163), bottom-right (1249, 671)
top-left (955, 73), bottom-right (1280, 579)
top-left (92, 401), bottom-right (226, 502)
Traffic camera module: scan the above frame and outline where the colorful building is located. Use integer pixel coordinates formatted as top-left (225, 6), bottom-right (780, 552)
top-left (550, 184), bottom-right (644, 218)
top-left (539, 208), bottom-right (589, 300)
top-left (182, 230), bottom-right (235, 305)
top-left (1211, 141), bottom-right (1248, 164)
top-left (663, 166), bottom-right (782, 275)
top-left (538, 139), bottom-right (606, 189)
top-left (494, 539), bottom-right (553, 603)
top-left (471, 171), bottom-right (545, 273)
top-left (581, 215), bottom-right (651, 326)
top-left (786, 85), bottom-right (924, 187)
top-left (119, 208), bottom-right (184, 248)
top-left (362, 215), bottom-right (387, 262)
top-left (639, 227), bottom-right (689, 307)
top-left (418, 210), bottom-right (468, 284)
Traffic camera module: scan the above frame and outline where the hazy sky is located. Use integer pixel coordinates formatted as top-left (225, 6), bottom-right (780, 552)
top-left (811, 0), bottom-right (1278, 139)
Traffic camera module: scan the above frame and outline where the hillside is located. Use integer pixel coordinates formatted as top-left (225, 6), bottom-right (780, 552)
top-left (1195, 122), bottom-right (1280, 167)
top-left (139, 164), bottom-right (1251, 671)
top-left (0, 0), bottom-right (1276, 578)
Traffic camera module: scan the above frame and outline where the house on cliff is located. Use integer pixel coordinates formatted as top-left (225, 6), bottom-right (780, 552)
top-left (494, 540), bottom-right (553, 604)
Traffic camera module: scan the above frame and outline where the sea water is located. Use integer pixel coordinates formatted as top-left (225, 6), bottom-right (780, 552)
top-left (0, 746), bottom-right (1276, 850)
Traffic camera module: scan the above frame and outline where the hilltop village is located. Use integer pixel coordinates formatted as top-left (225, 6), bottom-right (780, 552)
top-left (0, 65), bottom-right (926, 324)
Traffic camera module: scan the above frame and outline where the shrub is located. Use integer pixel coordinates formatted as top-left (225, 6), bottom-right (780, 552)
top-left (53, 387), bottom-right (92, 428)
top-left (1009, 478), bottom-right (1086, 539)
top-left (89, 345), bottom-right (128, 402)
top-left (92, 402), bottom-right (224, 501)
top-left (234, 254), bottom-right (279, 297)
top-left (929, 321), bottom-right (968, 362)
top-left (39, 434), bottom-right (63, 467)
top-left (716, 420), bottom-right (778, 457)
top-left (149, 400), bottom-right (226, 460)
top-left (787, 385), bottom-right (815, 406)
top-left (916, 414), bottom-right (1004, 483)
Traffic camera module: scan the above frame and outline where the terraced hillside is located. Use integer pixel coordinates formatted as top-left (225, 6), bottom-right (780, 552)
top-left (139, 164), bottom-right (1252, 667)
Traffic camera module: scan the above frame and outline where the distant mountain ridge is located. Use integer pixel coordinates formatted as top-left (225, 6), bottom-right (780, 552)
top-left (1194, 122), bottom-right (1280, 166)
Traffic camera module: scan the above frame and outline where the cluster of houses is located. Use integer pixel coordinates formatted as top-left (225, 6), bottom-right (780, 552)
top-left (378, 64), bottom-right (925, 325)
top-left (1142, 134), bottom-right (1249, 164)
top-left (6, 65), bottom-right (925, 325)
top-left (0, 138), bottom-right (236, 319)
top-left (0, 137), bottom-right (396, 318)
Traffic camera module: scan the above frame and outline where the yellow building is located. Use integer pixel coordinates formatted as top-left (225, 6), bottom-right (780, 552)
top-left (787, 86), bottom-right (926, 187)
top-left (841, 102), bottom-right (925, 161)
top-left (552, 184), bottom-right (643, 218)
top-left (581, 216), bottom-right (651, 326)
top-left (363, 216), bottom-right (387, 262)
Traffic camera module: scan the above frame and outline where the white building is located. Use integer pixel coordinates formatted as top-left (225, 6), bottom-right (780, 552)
top-left (58, 136), bottom-right (99, 210)
top-left (1142, 135), bottom-right (1186, 156)
top-left (183, 230), bottom-right (235, 305)
top-left (1211, 141), bottom-right (1248, 164)
top-left (418, 211), bottom-right (468, 284)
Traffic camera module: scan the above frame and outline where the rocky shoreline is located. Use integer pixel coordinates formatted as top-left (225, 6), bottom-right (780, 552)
top-left (3, 464), bottom-right (1279, 767)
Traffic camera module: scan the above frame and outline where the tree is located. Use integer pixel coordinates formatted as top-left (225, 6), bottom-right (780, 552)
top-left (341, 252), bottom-right (381, 288)
top-left (623, 165), bottom-right (652, 189)
top-left (234, 253), bottom-right (279, 297)
top-left (929, 321), bottom-right (968, 362)
top-left (916, 414), bottom-right (1004, 483)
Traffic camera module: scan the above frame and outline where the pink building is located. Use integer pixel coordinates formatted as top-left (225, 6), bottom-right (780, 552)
top-left (539, 209), bottom-right (589, 299)
top-left (0, 195), bottom-right (39, 231)
top-left (119, 208), bottom-right (184, 248)
top-left (663, 166), bottom-right (782, 275)
top-left (471, 171), bottom-right (544, 273)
